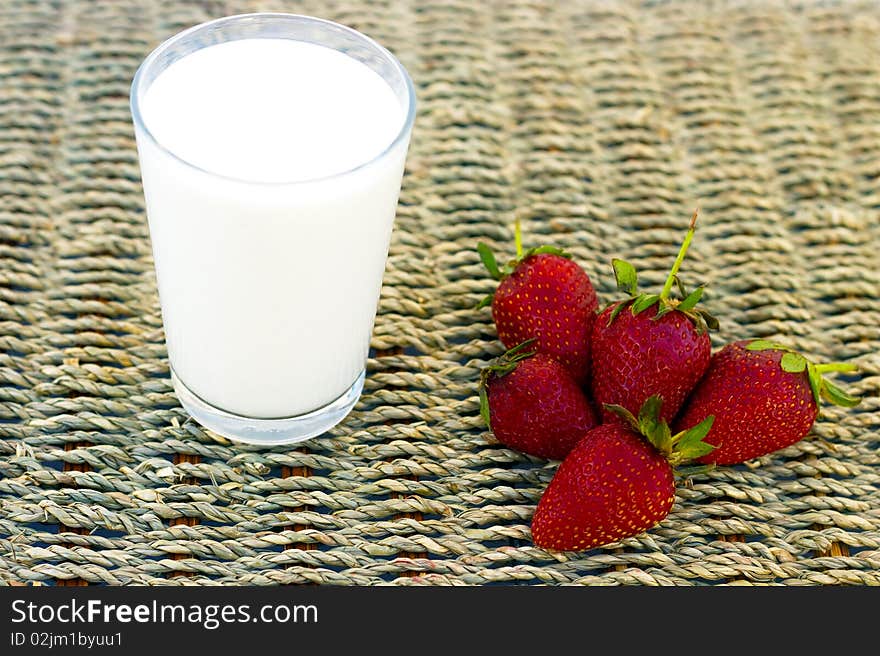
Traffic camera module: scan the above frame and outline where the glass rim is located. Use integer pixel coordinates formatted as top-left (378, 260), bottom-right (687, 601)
top-left (129, 12), bottom-right (417, 187)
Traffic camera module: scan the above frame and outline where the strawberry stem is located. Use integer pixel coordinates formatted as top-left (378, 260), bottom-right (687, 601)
top-left (814, 362), bottom-right (858, 374)
top-left (514, 218), bottom-right (523, 259)
top-left (659, 208), bottom-right (699, 303)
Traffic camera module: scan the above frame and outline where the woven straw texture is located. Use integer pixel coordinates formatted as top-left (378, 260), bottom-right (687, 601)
top-left (1, 0), bottom-right (879, 586)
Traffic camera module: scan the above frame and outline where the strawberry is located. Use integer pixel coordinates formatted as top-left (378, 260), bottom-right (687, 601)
top-left (477, 222), bottom-right (598, 383)
top-left (531, 397), bottom-right (714, 552)
top-left (479, 342), bottom-right (598, 460)
top-left (589, 211), bottom-right (716, 423)
top-left (674, 339), bottom-right (860, 465)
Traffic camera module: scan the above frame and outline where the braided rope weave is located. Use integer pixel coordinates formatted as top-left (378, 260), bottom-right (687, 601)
top-left (1, 0), bottom-right (879, 586)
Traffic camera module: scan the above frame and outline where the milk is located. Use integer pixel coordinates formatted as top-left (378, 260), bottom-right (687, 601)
top-left (134, 35), bottom-right (411, 423)
top-left (141, 40), bottom-right (403, 183)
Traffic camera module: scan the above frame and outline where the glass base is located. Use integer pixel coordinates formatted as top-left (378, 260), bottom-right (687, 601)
top-left (171, 368), bottom-right (365, 446)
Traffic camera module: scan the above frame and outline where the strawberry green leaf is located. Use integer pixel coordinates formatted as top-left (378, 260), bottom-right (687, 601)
top-left (612, 259), bottom-right (638, 296)
top-left (477, 243), bottom-right (502, 280)
top-left (526, 245), bottom-right (572, 259)
top-left (677, 286), bottom-right (704, 312)
top-left (806, 362), bottom-right (822, 406)
top-left (631, 294), bottom-right (660, 315)
top-left (607, 301), bottom-right (627, 326)
top-left (486, 361), bottom-right (517, 377)
top-left (475, 294), bottom-right (494, 310)
top-left (820, 379), bottom-right (861, 408)
top-left (483, 339), bottom-right (537, 381)
top-left (602, 403), bottom-right (639, 432)
top-left (780, 352), bottom-right (807, 373)
top-left (678, 415), bottom-right (715, 444)
top-left (675, 463), bottom-right (716, 479)
top-left (649, 422), bottom-right (673, 455)
top-left (506, 338), bottom-right (537, 358)
top-left (746, 339), bottom-right (790, 352)
top-left (674, 416), bottom-right (716, 461)
top-left (696, 309), bottom-right (719, 331)
top-left (652, 305), bottom-right (674, 321)
top-left (637, 395), bottom-right (664, 434)
top-left (678, 441), bottom-right (715, 461)
top-left (636, 396), bottom-right (673, 454)
top-left (674, 275), bottom-right (688, 300)
top-left (478, 384), bottom-right (491, 428)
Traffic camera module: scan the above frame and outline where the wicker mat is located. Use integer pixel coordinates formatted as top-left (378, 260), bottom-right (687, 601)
top-left (1, 0), bottom-right (879, 586)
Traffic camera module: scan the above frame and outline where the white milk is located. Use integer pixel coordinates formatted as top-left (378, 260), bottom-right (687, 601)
top-left (135, 38), bottom-right (408, 419)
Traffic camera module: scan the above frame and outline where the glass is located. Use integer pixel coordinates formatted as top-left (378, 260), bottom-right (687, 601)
top-left (130, 14), bottom-right (416, 445)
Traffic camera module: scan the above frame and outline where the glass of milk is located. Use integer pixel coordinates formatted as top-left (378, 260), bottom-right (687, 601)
top-left (130, 14), bottom-right (415, 445)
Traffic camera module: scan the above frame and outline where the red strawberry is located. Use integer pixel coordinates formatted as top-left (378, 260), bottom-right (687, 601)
top-left (479, 343), bottom-right (598, 460)
top-left (531, 397), bottom-right (714, 552)
top-left (477, 222), bottom-right (598, 383)
top-left (674, 339), bottom-right (860, 465)
top-left (590, 211), bottom-right (716, 423)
